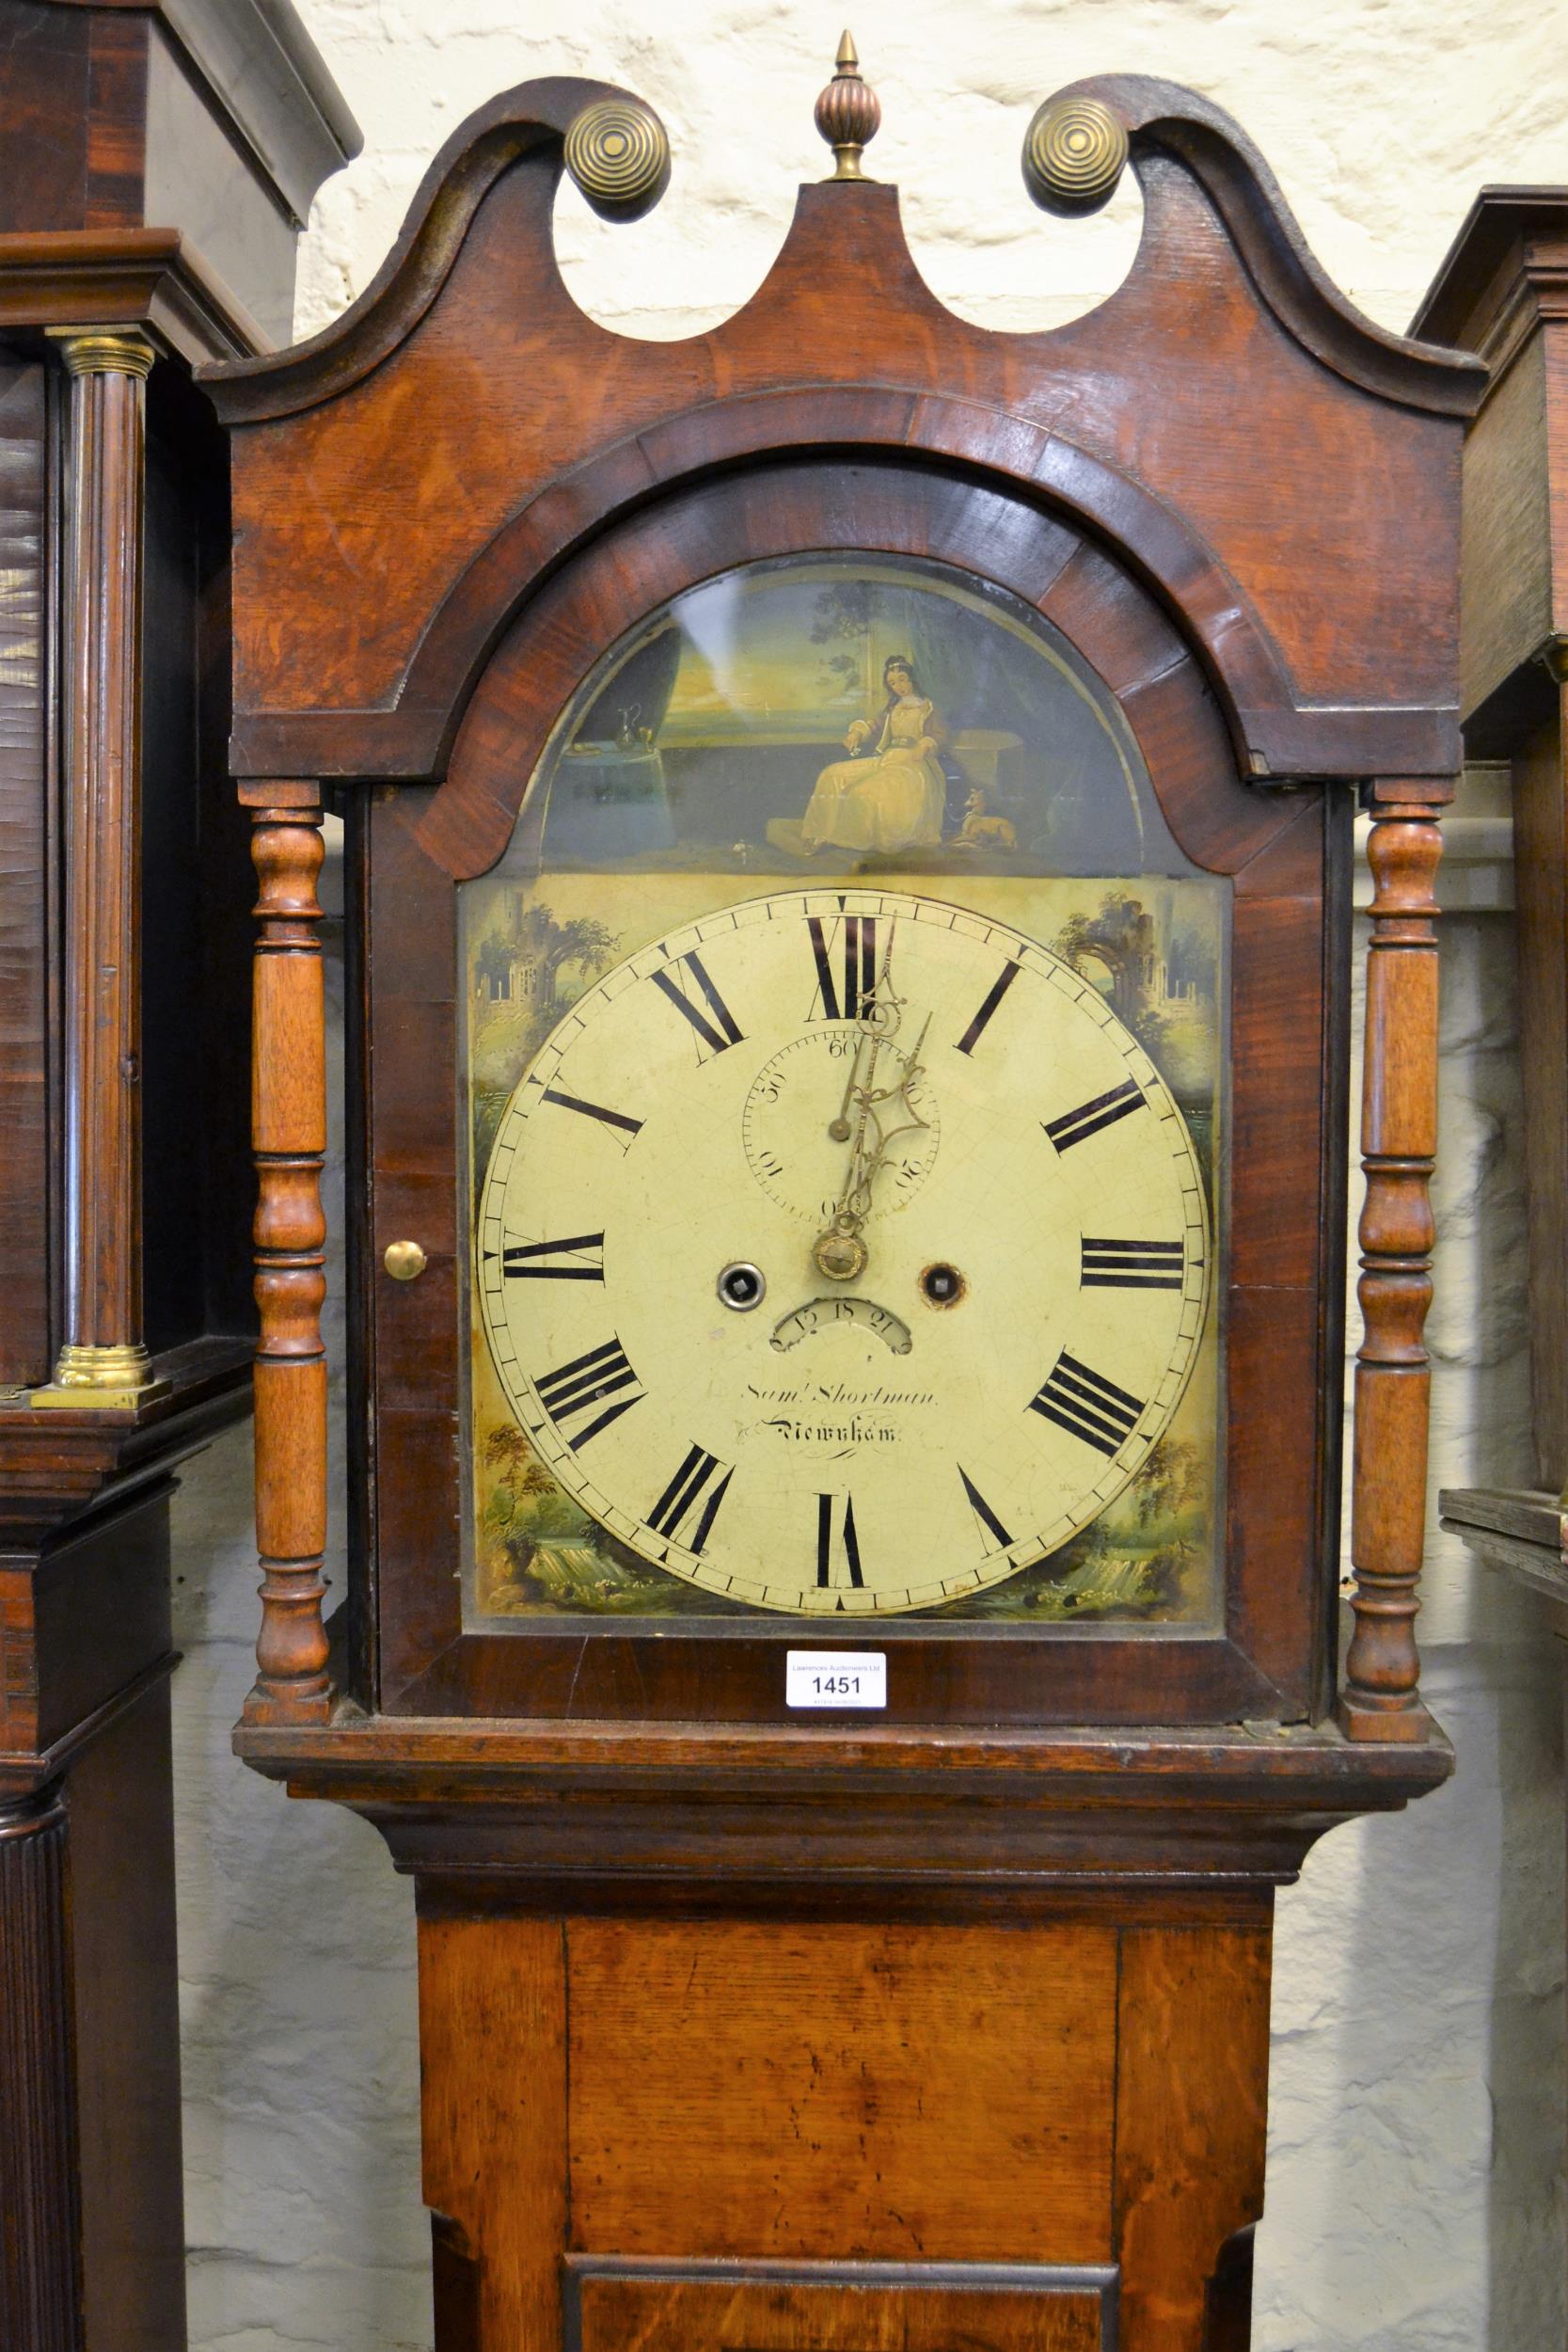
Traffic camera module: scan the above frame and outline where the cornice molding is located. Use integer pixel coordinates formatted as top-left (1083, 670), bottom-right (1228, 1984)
top-left (1413, 187), bottom-right (1568, 396)
top-left (0, 229), bottom-right (270, 364)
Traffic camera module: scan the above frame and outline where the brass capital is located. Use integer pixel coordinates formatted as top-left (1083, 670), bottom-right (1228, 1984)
top-left (30, 1341), bottom-right (168, 1410)
top-left (46, 327), bottom-right (156, 381)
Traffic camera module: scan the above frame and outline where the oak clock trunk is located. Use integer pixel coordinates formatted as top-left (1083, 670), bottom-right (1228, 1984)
top-left (203, 48), bottom-right (1481, 2349)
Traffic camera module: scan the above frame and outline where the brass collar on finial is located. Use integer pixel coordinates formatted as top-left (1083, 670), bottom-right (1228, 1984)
top-left (814, 30), bottom-right (881, 182)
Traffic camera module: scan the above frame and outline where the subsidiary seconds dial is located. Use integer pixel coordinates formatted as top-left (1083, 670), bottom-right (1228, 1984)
top-left (477, 887), bottom-right (1211, 1615)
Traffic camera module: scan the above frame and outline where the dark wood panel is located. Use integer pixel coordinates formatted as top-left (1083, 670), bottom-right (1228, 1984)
top-left (390, 1623), bottom-right (1278, 1727)
top-left (1227, 885), bottom-right (1328, 1292)
top-left (1457, 328), bottom-right (1552, 719)
top-left (566, 1919), bottom-right (1117, 2263)
top-left (430, 2213), bottom-right (483, 2352)
top-left (1226, 1283), bottom-right (1321, 1713)
top-left (1512, 707), bottom-right (1568, 1487)
top-left (84, 11), bottom-right (149, 230)
top-left (67, 1680), bottom-right (185, 2352)
top-left (0, 350), bottom-right (53, 1385)
top-left (0, 3), bottom-right (94, 232)
top-left (25, 1482), bottom-right (173, 1753)
top-left (140, 370), bottom-right (204, 1352)
top-left (140, 367), bottom-right (254, 1354)
top-left (420, 1874), bottom-right (1275, 1931)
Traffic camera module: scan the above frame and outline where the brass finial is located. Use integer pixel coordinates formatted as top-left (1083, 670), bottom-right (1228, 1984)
top-left (815, 30), bottom-right (880, 182)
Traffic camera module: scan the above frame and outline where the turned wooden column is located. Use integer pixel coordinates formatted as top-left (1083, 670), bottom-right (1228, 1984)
top-left (1340, 781), bottom-right (1447, 1740)
top-left (0, 1789), bottom-right (81, 2352)
top-left (243, 781), bottom-right (333, 1726)
top-left (33, 328), bottom-right (162, 1410)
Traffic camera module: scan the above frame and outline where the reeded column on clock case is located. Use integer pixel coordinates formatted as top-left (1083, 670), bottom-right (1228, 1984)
top-left (32, 327), bottom-right (160, 1408)
top-left (1341, 778), bottom-right (1448, 1740)
top-left (244, 779), bottom-right (333, 1726)
top-left (0, 1790), bottom-right (81, 2352)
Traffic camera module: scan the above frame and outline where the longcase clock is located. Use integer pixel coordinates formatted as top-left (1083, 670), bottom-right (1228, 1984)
top-left (204, 47), bottom-right (1482, 2351)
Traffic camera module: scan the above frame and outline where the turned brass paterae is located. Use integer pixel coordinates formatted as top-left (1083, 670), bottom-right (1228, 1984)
top-left (563, 96), bottom-right (671, 220)
top-left (1022, 94), bottom-right (1129, 217)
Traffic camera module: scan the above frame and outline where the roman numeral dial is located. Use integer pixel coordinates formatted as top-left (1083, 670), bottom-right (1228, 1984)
top-left (816, 1493), bottom-right (864, 1590)
top-left (955, 960), bottom-right (1021, 1056)
top-left (1080, 1237), bottom-right (1184, 1289)
top-left (501, 1232), bottom-right (605, 1280)
top-left (651, 949), bottom-right (744, 1057)
top-left (1045, 1077), bottom-right (1145, 1152)
top-left (807, 909), bottom-right (879, 1022)
top-left (647, 1445), bottom-right (734, 1554)
top-left (534, 1339), bottom-right (643, 1446)
top-left (540, 1086), bottom-right (642, 1144)
top-left (475, 883), bottom-right (1213, 1616)
top-left (1030, 1352), bottom-right (1145, 1457)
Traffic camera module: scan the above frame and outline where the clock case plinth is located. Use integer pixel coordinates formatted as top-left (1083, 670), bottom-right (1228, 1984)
top-left (204, 66), bottom-right (1479, 2352)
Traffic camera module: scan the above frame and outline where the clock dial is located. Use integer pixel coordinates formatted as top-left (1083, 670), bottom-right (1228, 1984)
top-left (476, 887), bottom-right (1210, 1615)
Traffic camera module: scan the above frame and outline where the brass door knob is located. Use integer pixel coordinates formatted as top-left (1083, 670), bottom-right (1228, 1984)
top-left (384, 1240), bottom-right (427, 1282)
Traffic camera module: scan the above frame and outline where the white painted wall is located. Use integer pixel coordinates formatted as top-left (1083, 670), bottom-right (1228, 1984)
top-left (172, 7), bottom-right (1568, 2344)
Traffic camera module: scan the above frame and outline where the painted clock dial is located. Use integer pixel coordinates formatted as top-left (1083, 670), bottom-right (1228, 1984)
top-left (476, 885), bottom-right (1210, 1616)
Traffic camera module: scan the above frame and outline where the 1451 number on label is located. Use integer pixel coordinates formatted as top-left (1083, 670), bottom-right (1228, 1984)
top-left (785, 1651), bottom-right (888, 1708)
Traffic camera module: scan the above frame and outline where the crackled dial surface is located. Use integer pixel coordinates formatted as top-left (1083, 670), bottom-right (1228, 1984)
top-left (477, 885), bottom-right (1210, 1615)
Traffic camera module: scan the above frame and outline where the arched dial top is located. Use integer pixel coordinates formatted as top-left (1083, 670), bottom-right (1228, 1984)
top-left (477, 887), bottom-right (1210, 1617)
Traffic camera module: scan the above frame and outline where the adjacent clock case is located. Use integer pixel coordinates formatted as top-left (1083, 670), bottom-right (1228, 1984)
top-left (203, 71), bottom-right (1481, 1740)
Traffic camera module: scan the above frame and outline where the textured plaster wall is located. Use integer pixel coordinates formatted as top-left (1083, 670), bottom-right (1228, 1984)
top-left (170, 5), bottom-right (1568, 2346)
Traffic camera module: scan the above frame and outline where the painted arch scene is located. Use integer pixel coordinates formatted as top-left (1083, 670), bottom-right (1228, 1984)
top-left (459, 557), bottom-right (1229, 1631)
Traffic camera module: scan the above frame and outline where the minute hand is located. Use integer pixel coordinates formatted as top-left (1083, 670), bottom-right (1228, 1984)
top-left (843, 1012), bottom-right (932, 1221)
top-left (813, 934), bottom-right (900, 1280)
top-left (812, 961), bottom-right (929, 1279)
